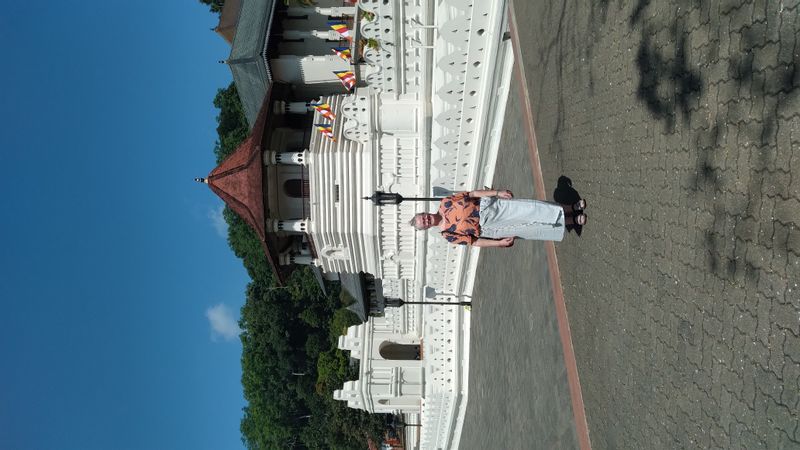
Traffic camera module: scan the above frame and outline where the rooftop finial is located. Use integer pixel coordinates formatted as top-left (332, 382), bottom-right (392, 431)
top-left (194, 177), bottom-right (208, 184)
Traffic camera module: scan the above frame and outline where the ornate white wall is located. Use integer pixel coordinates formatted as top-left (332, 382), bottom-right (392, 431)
top-left (316, 0), bottom-right (514, 447)
top-left (333, 314), bottom-right (424, 415)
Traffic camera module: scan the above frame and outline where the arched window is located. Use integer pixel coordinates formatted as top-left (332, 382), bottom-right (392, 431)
top-left (379, 341), bottom-right (420, 360)
top-left (283, 179), bottom-right (310, 198)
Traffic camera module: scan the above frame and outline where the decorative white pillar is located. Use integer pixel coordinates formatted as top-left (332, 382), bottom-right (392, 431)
top-left (373, 396), bottom-right (422, 414)
top-left (291, 255), bottom-right (314, 265)
top-left (279, 250), bottom-right (315, 266)
top-left (262, 150), bottom-right (276, 165)
top-left (275, 151), bottom-right (307, 166)
top-left (278, 250), bottom-right (291, 266)
top-left (288, 102), bottom-right (311, 114)
top-left (271, 219), bottom-right (309, 233)
top-left (282, 29), bottom-right (339, 41)
top-left (291, 239), bottom-right (312, 255)
top-left (263, 150), bottom-right (309, 166)
top-left (286, 6), bottom-right (356, 17)
top-left (273, 101), bottom-right (312, 115)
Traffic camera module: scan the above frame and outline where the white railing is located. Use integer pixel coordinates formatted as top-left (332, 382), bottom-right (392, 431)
top-left (417, 0), bottom-right (511, 448)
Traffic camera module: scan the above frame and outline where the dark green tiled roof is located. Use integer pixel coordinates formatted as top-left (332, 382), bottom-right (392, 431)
top-left (340, 273), bottom-right (368, 322)
top-left (228, 0), bottom-right (276, 127)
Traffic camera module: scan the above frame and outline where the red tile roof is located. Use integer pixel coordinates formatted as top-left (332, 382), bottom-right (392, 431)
top-left (207, 102), bottom-right (268, 243)
top-left (204, 94), bottom-right (290, 284)
top-left (208, 132), bottom-right (265, 242)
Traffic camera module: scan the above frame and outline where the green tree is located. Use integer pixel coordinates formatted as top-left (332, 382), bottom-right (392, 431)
top-left (223, 207), bottom-right (273, 284)
top-left (213, 83), bottom-right (250, 163)
top-left (198, 0), bottom-right (225, 13)
top-left (329, 308), bottom-right (360, 343)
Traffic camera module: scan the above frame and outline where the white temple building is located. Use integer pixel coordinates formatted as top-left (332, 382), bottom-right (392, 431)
top-left (200, 0), bottom-right (514, 448)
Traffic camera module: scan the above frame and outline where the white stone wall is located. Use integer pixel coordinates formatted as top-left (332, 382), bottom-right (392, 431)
top-left (333, 315), bottom-right (424, 415)
top-left (326, 0), bottom-right (514, 448)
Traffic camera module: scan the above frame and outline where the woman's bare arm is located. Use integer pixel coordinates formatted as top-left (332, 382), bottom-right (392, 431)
top-left (473, 237), bottom-right (515, 248)
top-left (468, 189), bottom-right (513, 199)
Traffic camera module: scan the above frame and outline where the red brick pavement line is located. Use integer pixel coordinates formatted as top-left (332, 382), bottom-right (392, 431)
top-left (507, 3), bottom-right (592, 450)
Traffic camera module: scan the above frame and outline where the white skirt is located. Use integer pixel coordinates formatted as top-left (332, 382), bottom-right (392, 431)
top-left (479, 197), bottom-right (565, 242)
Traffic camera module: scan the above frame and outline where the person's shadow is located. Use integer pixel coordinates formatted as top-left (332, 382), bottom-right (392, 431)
top-left (553, 176), bottom-right (584, 236)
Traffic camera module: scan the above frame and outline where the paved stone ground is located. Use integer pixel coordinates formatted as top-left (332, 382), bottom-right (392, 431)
top-left (461, 90), bottom-right (579, 450)
top-left (507, 0), bottom-right (800, 448)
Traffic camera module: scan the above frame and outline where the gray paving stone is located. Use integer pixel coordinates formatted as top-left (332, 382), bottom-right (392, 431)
top-left (462, 0), bottom-right (800, 448)
top-left (460, 86), bottom-right (578, 450)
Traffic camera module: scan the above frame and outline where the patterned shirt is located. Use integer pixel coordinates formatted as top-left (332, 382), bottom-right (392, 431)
top-left (439, 192), bottom-right (481, 245)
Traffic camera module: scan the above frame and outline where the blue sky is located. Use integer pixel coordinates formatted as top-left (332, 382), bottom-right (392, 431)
top-left (0, 2), bottom-right (249, 449)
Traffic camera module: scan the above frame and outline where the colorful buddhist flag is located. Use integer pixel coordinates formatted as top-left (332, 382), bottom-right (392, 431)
top-left (310, 101), bottom-right (336, 121)
top-left (316, 123), bottom-right (336, 141)
top-left (328, 21), bottom-right (352, 40)
top-left (333, 70), bottom-right (356, 91)
top-left (331, 46), bottom-right (352, 62)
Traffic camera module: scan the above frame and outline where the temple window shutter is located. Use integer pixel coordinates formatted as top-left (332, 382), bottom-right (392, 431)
top-left (283, 179), bottom-right (310, 198)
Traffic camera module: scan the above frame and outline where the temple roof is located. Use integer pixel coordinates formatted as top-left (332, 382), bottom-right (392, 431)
top-left (205, 93), bottom-right (289, 284)
top-left (207, 105), bottom-right (268, 243)
top-left (340, 273), bottom-right (369, 322)
top-left (214, 0), bottom-right (242, 44)
top-left (227, 0), bottom-right (277, 126)
top-left (340, 273), bottom-right (382, 323)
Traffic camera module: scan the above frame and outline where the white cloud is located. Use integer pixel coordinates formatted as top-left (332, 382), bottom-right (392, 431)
top-left (207, 204), bottom-right (228, 238)
top-left (206, 303), bottom-right (242, 342)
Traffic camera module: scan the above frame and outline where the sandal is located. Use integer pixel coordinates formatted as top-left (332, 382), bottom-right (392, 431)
top-left (573, 199), bottom-right (587, 212)
top-left (575, 213), bottom-right (587, 226)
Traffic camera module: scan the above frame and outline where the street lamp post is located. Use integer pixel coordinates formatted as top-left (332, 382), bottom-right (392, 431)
top-left (385, 298), bottom-right (471, 307)
top-left (389, 414), bottom-right (422, 429)
top-left (363, 191), bottom-right (443, 206)
top-left (366, 191), bottom-right (470, 308)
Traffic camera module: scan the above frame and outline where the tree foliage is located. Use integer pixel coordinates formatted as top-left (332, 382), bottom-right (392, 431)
top-left (198, 0), bottom-right (225, 13)
top-left (210, 83), bottom-right (386, 449)
top-left (236, 272), bottom-right (385, 449)
top-left (213, 83), bottom-right (250, 164)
